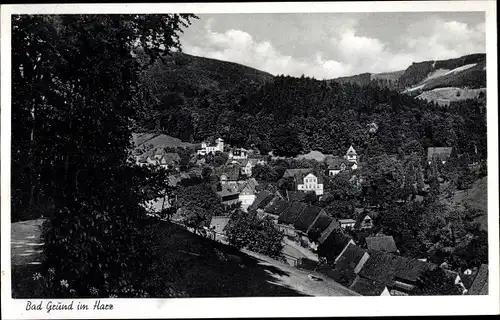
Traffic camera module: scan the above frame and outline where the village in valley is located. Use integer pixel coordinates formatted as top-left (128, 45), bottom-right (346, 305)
top-left (132, 132), bottom-right (488, 296)
top-left (9, 11), bottom-right (490, 301)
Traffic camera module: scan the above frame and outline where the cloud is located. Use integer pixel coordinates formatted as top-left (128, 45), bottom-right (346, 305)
top-left (401, 18), bottom-right (485, 62)
top-left (181, 15), bottom-right (485, 79)
top-left (182, 23), bottom-right (351, 79)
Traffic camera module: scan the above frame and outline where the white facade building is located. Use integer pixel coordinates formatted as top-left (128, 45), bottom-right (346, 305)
top-left (297, 173), bottom-right (324, 195)
top-left (197, 138), bottom-right (224, 156)
top-left (228, 148), bottom-right (248, 160)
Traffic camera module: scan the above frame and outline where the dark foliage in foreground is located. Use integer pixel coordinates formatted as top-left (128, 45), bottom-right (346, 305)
top-left (12, 14), bottom-right (196, 297)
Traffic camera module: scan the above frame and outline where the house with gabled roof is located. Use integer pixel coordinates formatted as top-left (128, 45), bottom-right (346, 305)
top-left (335, 243), bottom-right (371, 275)
top-left (228, 147), bottom-right (248, 160)
top-left (354, 213), bottom-right (374, 230)
top-left (216, 188), bottom-right (240, 207)
top-left (349, 276), bottom-right (390, 296)
top-left (136, 147), bottom-right (181, 170)
top-left (308, 215), bottom-right (340, 245)
top-left (294, 206), bottom-right (324, 234)
top-left (248, 190), bottom-right (274, 213)
top-left (326, 156), bottom-right (357, 177)
top-left (357, 250), bottom-right (436, 296)
top-left (263, 197), bottom-right (290, 219)
top-left (239, 158), bottom-right (265, 176)
top-left (215, 164), bottom-right (243, 186)
top-left (338, 218), bottom-right (356, 229)
top-left (197, 138), bottom-right (224, 156)
top-left (345, 145), bottom-right (358, 163)
top-left (319, 242), bottom-right (369, 288)
top-left (238, 178), bottom-right (259, 212)
top-left (282, 169), bottom-right (324, 196)
top-left (317, 229), bottom-right (354, 263)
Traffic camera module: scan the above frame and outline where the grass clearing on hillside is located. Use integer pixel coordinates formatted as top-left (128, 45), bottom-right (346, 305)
top-left (417, 87), bottom-right (486, 106)
top-left (132, 133), bottom-right (197, 151)
top-left (453, 177), bottom-right (487, 231)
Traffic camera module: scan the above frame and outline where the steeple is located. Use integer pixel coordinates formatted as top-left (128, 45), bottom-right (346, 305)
top-left (345, 145), bottom-right (357, 163)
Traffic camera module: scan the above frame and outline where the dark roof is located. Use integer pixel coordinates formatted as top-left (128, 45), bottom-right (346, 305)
top-left (468, 264), bottom-right (488, 295)
top-left (283, 168), bottom-right (313, 179)
top-left (335, 243), bottom-right (368, 270)
top-left (427, 147), bottom-right (454, 161)
top-left (365, 236), bottom-right (397, 253)
top-left (308, 215), bottom-right (335, 235)
top-left (359, 250), bottom-right (434, 286)
top-left (326, 157), bottom-right (351, 170)
top-left (318, 219), bottom-right (341, 244)
top-left (354, 213), bottom-right (373, 229)
top-left (293, 205), bottom-right (323, 233)
top-left (249, 190), bottom-right (274, 211)
top-left (322, 266), bottom-right (358, 288)
top-left (264, 198), bottom-right (290, 216)
top-left (278, 202), bottom-right (307, 225)
top-left (318, 230), bottom-right (353, 262)
top-left (217, 188), bottom-right (240, 200)
top-left (283, 169), bottom-right (324, 184)
top-left (459, 270), bottom-right (477, 290)
top-left (349, 275), bottom-right (386, 296)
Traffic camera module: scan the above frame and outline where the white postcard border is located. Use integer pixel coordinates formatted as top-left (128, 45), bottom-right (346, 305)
top-left (1, 1), bottom-right (499, 319)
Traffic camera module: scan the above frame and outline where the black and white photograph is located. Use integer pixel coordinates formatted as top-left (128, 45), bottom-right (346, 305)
top-left (1, 1), bottom-right (498, 319)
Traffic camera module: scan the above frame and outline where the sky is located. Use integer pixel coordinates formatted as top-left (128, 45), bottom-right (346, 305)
top-left (179, 12), bottom-right (486, 79)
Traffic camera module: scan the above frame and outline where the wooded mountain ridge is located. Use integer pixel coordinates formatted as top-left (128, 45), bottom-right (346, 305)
top-left (135, 52), bottom-right (486, 160)
top-left (331, 53), bottom-right (486, 93)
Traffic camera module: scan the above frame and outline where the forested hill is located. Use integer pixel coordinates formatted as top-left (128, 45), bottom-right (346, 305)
top-left (332, 71), bottom-right (404, 90)
top-left (135, 52), bottom-right (274, 140)
top-left (136, 66), bottom-right (487, 160)
top-left (329, 53), bottom-right (486, 93)
top-left (140, 52), bottom-right (273, 100)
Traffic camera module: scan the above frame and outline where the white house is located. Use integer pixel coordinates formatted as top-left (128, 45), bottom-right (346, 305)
top-left (338, 218), bottom-right (356, 229)
top-left (297, 173), bottom-right (324, 196)
top-left (228, 148), bottom-right (248, 160)
top-left (238, 178), bottom-right (259, 212)
top-left (240, 158), bottom-right (266, 176)
top-left (197, 138), bottom-right (224, 156)
top-left (345, 145), bottom-right (358, 163)
top-left (326, 157), bottom-right (357, 176)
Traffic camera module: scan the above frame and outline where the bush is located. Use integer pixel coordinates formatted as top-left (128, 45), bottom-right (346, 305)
top-left (225, 212), bottom-right (284, 258)
top-left (42, 165), bottom-right (162, 298)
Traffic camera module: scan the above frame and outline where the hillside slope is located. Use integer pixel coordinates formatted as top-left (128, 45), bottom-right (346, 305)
top-left (136, 52), bottom-right (275, 137)
top-left (132, 133), bottom-right (197, 150)
top-left (145, 52), bottom-right (274, 98)
top-left (329, 53), bottom-right (486, 104)
top-left (399, 53), bottom-right (485, 91)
